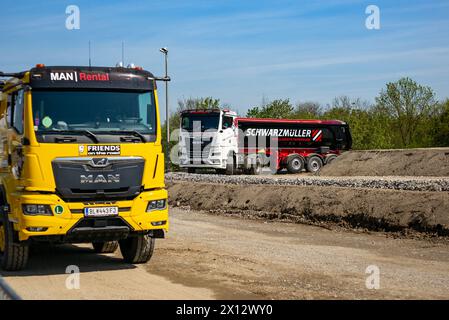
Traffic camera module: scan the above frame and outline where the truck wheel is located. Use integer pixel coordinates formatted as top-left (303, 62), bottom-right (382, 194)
top-left (119, 234), bottom-right (155, 264)
top-left (307, 156), bottom-right (323, 173)
top-left (92, 241), bottom-right (119, 254)
top-left (325, 154), bottom-right (337, 165)
top-left (225, 153), bottom-right (235, 175)
top-left (0, 215), bottom-right (29, 271)
top-left (286, 155), bottom-right (304, 174)
top-left (249, 158), bottom-right (262, 175)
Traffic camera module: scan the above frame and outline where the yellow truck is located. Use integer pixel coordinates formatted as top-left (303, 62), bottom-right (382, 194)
top-left (0, 65), bottom-right (169, 270)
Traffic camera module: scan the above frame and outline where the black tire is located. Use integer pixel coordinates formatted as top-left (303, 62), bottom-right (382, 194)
top-left (0, 212), bottom-right (29, 271)
top-left (325, 154), bottom-right (338, 165)
top-left (187, 168), bottom-right (196, 174)
top-left (119, 234), bottom-right (155, 264)
top-left (92, 241), bottom-right (119, 253)
top-left (216, 169), bottom-right (226, 175)
top-left (286, 155), bottom-right (304, 174)
top-left (225, 153), bottom-right (236, 175)
top-left (306, 156), bottom-right (323, 173)
top-left (249, 158), bottom-right (262, 175)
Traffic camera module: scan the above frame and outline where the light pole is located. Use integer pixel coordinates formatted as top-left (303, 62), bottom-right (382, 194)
top-left (159, 47), bottom-right (169, 144)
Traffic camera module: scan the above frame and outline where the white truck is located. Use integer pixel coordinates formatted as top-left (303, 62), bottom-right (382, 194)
top-left (178, 109), bottom-right (238, 174)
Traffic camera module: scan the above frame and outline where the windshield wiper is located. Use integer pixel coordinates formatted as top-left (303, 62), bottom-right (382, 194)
top-left (109, 130), bottom-right (147, 142)
top-left (42, 130), bottom-right (99, 143)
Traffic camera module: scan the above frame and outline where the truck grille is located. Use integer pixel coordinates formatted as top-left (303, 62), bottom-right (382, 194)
top-left (186, 137), bottom-right (212, 161)
top-left (52, 157), bottom-right (144, 201)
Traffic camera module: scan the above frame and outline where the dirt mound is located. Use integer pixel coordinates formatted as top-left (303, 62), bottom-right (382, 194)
top-left (320, 148), bottom-right (449, 176)
top-left (168, 181), bottom-right (449, 236)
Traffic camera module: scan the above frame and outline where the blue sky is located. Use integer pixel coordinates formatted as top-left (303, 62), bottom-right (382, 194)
top-left (1, 0), bottom-right (449, 118)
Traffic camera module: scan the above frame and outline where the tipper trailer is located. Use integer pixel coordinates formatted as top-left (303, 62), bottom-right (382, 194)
top-left (178, 109), bottom-right (352, 174)
top-left (0, 64), bottom-right (169, 270)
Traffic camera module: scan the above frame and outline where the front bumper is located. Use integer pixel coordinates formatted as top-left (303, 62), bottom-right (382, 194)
top-left (10, 189), bottom-right (169, 242)
top-left (179, 157), bottom-right (225, 169)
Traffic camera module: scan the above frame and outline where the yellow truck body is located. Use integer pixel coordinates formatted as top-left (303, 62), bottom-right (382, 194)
top-left (0, 65), bottom-right (168, 270)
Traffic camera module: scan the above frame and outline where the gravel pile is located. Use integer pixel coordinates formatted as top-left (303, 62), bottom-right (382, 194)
top-left (166, 172), bottom-right (449, 192)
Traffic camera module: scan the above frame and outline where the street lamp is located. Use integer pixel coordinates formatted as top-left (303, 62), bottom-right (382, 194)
top-left (159, 47), bottom-right (169, 144)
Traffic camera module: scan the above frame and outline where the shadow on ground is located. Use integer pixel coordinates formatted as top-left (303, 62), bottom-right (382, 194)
top-left (0, 244), bottom-right (136, 277)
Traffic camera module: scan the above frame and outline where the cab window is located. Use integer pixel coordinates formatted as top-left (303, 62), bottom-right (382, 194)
top-left (11, 90), bottom-right (24, 134)
top-left (6, 94), bottom-right (12, 127)
top-left (222, 116), bottom-right (233, 129)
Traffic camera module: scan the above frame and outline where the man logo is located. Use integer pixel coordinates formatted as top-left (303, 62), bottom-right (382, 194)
top-left (91, 158), bottom-right (109, 167)
top-left (80, 174), bottom-right (120, 184)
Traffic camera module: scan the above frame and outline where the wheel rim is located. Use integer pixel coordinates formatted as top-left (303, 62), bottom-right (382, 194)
top-left (310, 160), bottom-right (320, 171)
top-left (292, 159), bottom-right (301, 170)
top-left (0, 225), bottom-right (5, 252)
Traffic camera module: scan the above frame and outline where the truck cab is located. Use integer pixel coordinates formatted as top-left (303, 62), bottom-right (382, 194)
top-left (0, 65), bottom-right (168, 270)
top-left (178, 109), bottom-right (237, 173)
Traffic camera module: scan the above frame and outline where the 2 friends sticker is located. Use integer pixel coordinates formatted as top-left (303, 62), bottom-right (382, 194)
top-left (78, 145), bottom-right (121, 155)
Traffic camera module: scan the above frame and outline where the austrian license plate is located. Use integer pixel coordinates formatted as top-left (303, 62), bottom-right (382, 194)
top-left (84, 206), bottom-right (119, 217)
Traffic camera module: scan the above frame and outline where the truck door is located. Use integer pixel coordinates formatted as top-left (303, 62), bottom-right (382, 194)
top-left (8, 89), bottom-right (25, 179)
top-left (221, 115), bottom-right (237, 149)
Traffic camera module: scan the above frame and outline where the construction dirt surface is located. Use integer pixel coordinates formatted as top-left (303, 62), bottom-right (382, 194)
top-left (167, 180), bottom-right (449, 236)
top-left (167, 149), bottom-right (449, 236)
top-left (319, 148), bottom-right (449, 176)
top-left (3, 208), bottom-right (449, 299)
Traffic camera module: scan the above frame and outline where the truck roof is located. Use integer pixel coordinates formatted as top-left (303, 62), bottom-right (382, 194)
top-left (236, 117), bottom-right (347, 126)
top-left (180, 109), bottom-right (221, 114)
top-left (1, 65), bottom-right (156, 91)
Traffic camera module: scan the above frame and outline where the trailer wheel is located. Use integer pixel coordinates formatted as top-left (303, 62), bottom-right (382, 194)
top-left (119, 234), bottom-right (155, 264)
top-left (92, 241), bottom-right (119, 254)
top-left (0, 213), bottom-right (29, 271)
top-left (286, 155), bottom-right (304, 174)
top-left (325, 154), bottom-right (338, 165)
top-left (307, 156), bottom-right (323, 173)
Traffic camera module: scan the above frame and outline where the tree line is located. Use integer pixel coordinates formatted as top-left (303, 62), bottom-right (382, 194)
top-left (163, 77), bottom-right (449, 150)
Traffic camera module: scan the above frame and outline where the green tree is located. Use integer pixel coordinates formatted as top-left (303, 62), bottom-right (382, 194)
top-left (246, 99), bottom-right (293, 118)
top-left (375, 77), bottom-right (437, 147)
top-left (431, 99), bottom-right (449, 147)
top-left (177, 97), bottom-right (220, 111)
top-left (293, 101), bottom-right (322, 119)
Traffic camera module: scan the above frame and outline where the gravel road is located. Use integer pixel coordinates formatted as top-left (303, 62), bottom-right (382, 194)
top-left (166, 172), bottom-right (449, 192)
top-left (4, 208), bottom-right (446, 299)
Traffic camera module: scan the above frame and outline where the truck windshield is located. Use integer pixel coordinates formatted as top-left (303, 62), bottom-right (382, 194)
top-left (32, 90), bottom-right (156, 135)
top-left (181, 114), bottom-right (220, 132)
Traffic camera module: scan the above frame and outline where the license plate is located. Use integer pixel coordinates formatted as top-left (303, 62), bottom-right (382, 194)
top-left (84, 206), bottom-right (119, 217)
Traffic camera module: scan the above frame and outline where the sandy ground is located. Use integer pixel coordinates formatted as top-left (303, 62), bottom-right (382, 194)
top-left (320, 148), bottom-right (449, 176)
top-left (3, 208), bottom-right (449, 300)
top-left (1, 242), bottom-right (214, 300)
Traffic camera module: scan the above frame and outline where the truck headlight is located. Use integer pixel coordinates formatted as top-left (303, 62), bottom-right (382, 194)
top-left (22, 204), bottom-right (53, 216)
top-left (146, 199), bottom-right (167, 212)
